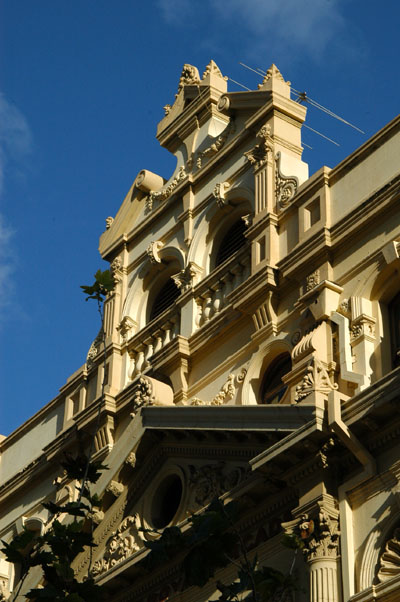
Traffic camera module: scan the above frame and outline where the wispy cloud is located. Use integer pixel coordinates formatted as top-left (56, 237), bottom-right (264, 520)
top-left (0, 93), bottom-right (32, 314)
top-left (158, 0), bottom-right (351, 60)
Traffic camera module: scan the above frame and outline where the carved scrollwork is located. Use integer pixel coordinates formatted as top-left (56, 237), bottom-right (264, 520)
top-left (171, 262), bottom-right (203, 293)
top-left (105, 216), bottom-right (114, 229)
top-left (190, 368), bottom-right (247, 406)
top-left (86, 328), bottom-right (102, 368)
top-left (212, 181), bottom-right (231, 208)
top-left (146, 240), bottom-right (164, 264)
top-left (197, 121), bottom-right (234, 168)
top-left (147, 166), bottom-right (187, 211)
top-left (117, 316), bottom-right (137, 343)
top-left (275, 152), bottom-right (298, 208)
top-left (244, 124), bottom-right (274, 171)
top-left (378, 527), bottom-right (400, 583)
top-left (91, 515), bottom-right (143, 576)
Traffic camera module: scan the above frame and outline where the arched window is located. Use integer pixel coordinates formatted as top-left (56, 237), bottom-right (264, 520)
top-left (149, 278), bottom-right (180, 321)
top-left (260, 353), bottom-right (291, 404)
top-left (215, 219), bottom-right (247, 267)
top-left (389, 292), bottom-right (400, 367)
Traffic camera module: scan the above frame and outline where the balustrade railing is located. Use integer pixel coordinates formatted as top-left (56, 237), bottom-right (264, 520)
top-left (194, 247), bottom-right (251, 329)
top-left (128, 308), bottom-right (180, 379)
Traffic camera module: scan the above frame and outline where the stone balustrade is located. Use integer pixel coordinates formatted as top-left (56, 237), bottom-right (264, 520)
top-left (194, 247), bottom-right (251, 329)
top-left (128, 308), bottom-right (180, 379)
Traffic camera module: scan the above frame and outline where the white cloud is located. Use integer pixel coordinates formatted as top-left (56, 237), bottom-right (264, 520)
top-left (158, 0), bottom-right (349, 59)
top-left (0, 94), bottom-right (32, 312)
top-left (0, 93), bottom-right (32, 196)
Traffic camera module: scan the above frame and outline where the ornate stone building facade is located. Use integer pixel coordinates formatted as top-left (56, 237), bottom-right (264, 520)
top-left (1, 60), bottom-right (400, 601)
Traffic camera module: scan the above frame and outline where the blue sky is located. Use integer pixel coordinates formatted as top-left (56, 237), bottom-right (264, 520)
top-left (1, 0), bottom-right (399, 436)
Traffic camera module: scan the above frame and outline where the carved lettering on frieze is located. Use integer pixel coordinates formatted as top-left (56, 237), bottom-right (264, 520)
top-left (275, 152), bottom-right (298, 208)
top-left (378, 527), bottom-right (400, 583)
top-left (91, 515), bottom-right (143, 576)
top-left (244, 124), bottom-right (274, 171)
top-left (295, 357), bottom-right (338, 402)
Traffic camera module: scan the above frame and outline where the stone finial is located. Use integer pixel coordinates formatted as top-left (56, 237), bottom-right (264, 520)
top-left (176, 64), bottom-right (200, 96)
top-left (202, 60), bottom-right (224, 80)
top-left (258, 64), bottom-right (291, 97)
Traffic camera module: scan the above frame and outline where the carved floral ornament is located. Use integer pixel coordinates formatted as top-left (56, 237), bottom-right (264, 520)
top-left (197, 120), bottom-right (235, 169)
top-left (189, 462), bottom-right (247, 508)
top-left (146, 240), bottom-right (164, 264)
top-left (244, 124), bottom-right (274, 171)
top-left (283, 504), bottom-right (340, 561)
top-left (92, 515), bottom-right (143, 576)
top-left (295, 357), bottom-right (338, 402)
top-left (213, 181), bottom-right (231, 208)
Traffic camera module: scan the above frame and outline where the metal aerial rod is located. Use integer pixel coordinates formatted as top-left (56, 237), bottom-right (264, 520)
top-left (239, 62), bottom-right (365, 136)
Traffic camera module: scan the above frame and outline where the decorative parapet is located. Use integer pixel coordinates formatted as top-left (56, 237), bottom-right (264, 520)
top-left (190, 368), bottom-right (246, 406)
top-left (275, 152), bottom-right (299, 208)
top-left (147, 166), bottom-right (187, 212)
top-left (295, 357), bottom-right (338, 403)
top-left (244, 124), bottom-right (274, 171)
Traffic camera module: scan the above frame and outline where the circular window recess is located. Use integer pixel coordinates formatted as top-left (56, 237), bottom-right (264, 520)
top-left (151, 474), bottom-right (183, 529)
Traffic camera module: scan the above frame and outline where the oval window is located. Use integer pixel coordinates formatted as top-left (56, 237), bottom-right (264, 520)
top-left (151, 474), bottom-right (183, 529)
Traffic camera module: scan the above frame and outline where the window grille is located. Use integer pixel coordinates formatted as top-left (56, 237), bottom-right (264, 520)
top-left (149, 278), bottom-right (180, 321)
top-left (215, 219), bottom-right (247, 267)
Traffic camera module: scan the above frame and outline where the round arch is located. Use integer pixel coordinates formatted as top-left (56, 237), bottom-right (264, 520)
top-left (240, 337), bottom-right (292, 405)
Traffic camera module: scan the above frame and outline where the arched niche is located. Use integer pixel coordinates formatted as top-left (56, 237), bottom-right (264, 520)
top-left (240, 337), bottom-right (292, 405)
top-left (121, 245), bottom-right (185, 331)
top-left (187, 186), bottom-right (253, 275)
